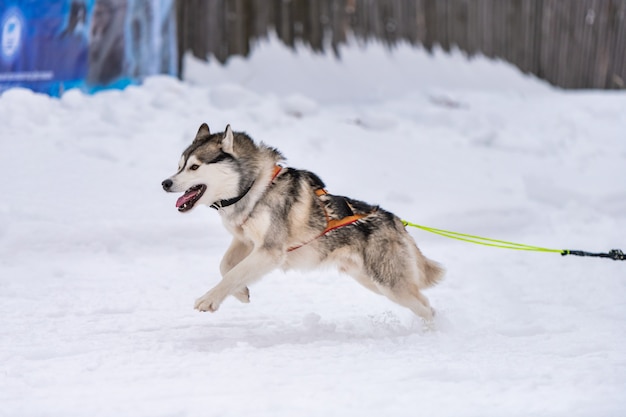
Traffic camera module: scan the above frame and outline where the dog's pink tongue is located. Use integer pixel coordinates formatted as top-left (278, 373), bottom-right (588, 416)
top-left (176, 190), bottom-right (198, 208)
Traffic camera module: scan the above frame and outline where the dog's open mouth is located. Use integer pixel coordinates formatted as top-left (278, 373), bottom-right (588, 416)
top-left (176, 184), bottom-right (207, 212)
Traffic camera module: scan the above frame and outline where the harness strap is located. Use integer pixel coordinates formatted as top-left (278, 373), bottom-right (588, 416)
top-left (287, 188), bottom-right (370, 252)
top-left (270, 165), bottom-right (283, 182)
top-left (324, 214), bottom-right (368, 233)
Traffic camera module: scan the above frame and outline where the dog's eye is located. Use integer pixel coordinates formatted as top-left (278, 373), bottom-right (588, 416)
top-left (189, 164), bottom-right (200, 171)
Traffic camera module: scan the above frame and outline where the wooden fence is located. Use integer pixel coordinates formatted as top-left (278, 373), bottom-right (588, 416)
top-left (176, 0), bottom-right (626, 89)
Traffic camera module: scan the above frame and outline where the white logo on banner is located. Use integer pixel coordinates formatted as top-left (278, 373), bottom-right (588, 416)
top-left (1, 10), bottom-right (23, 63)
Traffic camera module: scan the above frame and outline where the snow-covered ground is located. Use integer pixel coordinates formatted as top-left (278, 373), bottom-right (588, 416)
top-left (1, 38), bottom-right (625, 417)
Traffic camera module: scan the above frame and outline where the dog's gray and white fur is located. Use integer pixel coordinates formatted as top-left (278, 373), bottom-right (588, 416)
top-left (162, 123), bottom-right (444, 321)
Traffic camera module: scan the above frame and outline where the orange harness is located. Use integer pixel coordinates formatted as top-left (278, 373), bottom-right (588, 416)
top-left (314, 188), bottom-right (369, 234)
top-left (270, 165), bottom-right (283, 182)
top-left (269, 165), bottom-right (371, 252)
top-left (287, 188), bottom-right (370, 252)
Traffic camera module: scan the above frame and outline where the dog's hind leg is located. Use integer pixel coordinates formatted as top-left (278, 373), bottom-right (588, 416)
top-left (376, 281), bottom-right (435, 322)
top-left (338, 258), bottom-right (382, 295)
top-left (350, 272), bottom-right (383, 295)
top-left (338, 254), bottom-right (433, 320)
top-left (220, 238), bottom-right (253, 303)
top-left (349, 265), bottom-right (434, 322)
top-left (362, 241), bottom-right (436, 322)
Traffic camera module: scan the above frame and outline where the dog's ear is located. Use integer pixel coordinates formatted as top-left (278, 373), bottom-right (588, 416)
top-left (194, 123), bottom-right (210, 143)
top-left (222, 124), bottom-right (235, 154)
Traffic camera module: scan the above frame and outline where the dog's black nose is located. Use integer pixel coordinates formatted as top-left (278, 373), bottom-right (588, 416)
top-left (162, 179), bottom-right (173, 191)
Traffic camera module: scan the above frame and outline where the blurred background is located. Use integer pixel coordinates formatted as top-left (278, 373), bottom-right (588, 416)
top-left (178, 0), bottom-right (626, 89)
top-left (1, 0), bottom-right (625, 95)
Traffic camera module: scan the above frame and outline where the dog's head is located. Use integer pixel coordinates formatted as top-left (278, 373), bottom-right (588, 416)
top-left (162, 123), bottom-right (242, 213)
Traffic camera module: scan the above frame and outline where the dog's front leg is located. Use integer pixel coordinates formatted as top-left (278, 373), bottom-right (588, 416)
top-left (220, 238), bottom-right (253, 303)
top-left (195, 249), bottom-right (282, 312)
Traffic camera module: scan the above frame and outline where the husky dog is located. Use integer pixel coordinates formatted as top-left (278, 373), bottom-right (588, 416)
top-left (162, 124), bottom-right (444, 321)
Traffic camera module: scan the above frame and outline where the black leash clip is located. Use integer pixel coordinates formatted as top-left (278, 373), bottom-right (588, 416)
top-left (608, 249), bottom-right (625, 261)
top-left (562, 248), bottom-right (625, 261)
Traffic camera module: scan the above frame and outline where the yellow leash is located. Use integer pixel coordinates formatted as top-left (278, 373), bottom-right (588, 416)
top-left (401, 220), bottom-right (625, 261)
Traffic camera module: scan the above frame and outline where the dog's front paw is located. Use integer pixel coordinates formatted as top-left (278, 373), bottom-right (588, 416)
top-left (194, 292), bottom-right (222, 312)
top-left (233, 287), bottom-right (250, 303)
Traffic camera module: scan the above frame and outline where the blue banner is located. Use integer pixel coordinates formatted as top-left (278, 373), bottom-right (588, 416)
top-left (0, 0), bottom-right (177, 96)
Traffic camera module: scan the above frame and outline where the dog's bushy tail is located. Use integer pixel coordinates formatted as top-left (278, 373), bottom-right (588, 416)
top-left (421, 257), bottom-right (445, 288)
top-left (415, 245), bottom-right (445, 289)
